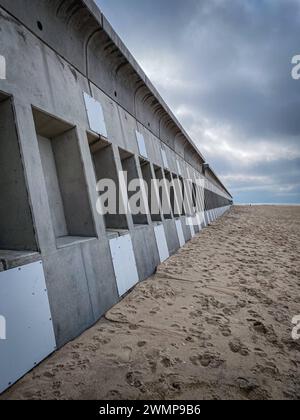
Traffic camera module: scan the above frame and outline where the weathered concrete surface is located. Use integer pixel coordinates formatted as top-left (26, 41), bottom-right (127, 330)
top-left (131, 225), bottom-right (160, 281)
top-left (43, 238), bottom-right (118, 348)
top-left (1, 206), bottom-right (299, 400)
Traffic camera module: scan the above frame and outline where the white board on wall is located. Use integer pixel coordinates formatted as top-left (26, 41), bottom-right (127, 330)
top-left (176, 160), bottom-right (182, 176)
top-left (154, 224), bottom-right (169, 263)
top-left (83, 92), bottom-right (108, 138)
top-left (135, 131), bottom-right (148, 159)
top-left (0, 261), bottom-right (56, 394)
top-left (161, 148), bottom-right (169, 169)
top-left (196, 213), bottom-right (203, 230)
top-left (187, 217), bottom-right (195, 237)
top-left (109, 234), bottom-right (139, 297)
top-left (176, 219), bottom-right (185, 247)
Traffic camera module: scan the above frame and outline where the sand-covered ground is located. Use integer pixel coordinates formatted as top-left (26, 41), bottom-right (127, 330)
top-left (1, 205), bottom-right (300, 400)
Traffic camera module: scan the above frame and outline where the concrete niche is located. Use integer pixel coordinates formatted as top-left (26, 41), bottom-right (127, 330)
top-left (33, 108), bottom-right (96, 247)
top-left (119, 148), bottom-right (148, 227)
top-left (0, 94), bottom-right (37, 251)
top-left (139, 158), bottom-right (161, 223)
top-left (154, 165), bottom-right (172, 220)
top-left (88, 133), bottom-right (129, 235)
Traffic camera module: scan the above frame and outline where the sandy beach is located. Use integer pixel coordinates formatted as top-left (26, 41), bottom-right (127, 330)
top-left (1, 205), bottom-right (299, 400)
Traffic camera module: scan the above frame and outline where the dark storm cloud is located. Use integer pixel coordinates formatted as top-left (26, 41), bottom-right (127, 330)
top-left (96, 0), bottom-right (300, 203)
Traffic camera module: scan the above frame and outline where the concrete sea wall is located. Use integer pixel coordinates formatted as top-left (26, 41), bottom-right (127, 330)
top-left (0, 0), bottom-right (232, 392)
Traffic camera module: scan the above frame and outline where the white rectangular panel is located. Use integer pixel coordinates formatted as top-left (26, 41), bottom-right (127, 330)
top-left (83, 92), bottom-right (108, 137)
top-left (176, 160), bottom-right (182, 176)
top-left (161, 148), bottom-right (169, 169)
top-left (154, 224), bottom-right (169, 263)
top-left (109, 234), bottom-right (139, 297)
top-left (176, 219), bottom-right (185, 247)
top-left (0, 261), bottom-right (56, 394)
top-left (187, 217), bottom-right (195, 237)
top-left (135, 131), bottom-right (148, 159)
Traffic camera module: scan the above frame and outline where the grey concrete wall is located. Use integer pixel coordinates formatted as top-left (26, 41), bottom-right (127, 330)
top-left (0, 0), bottom-right (232, 351)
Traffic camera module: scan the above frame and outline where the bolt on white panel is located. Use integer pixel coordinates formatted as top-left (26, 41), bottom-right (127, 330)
top-left (176, 219), bottom-right (185, 247)
top-left (0, 261), bottom-right (56, 394)
top-left (83, 92), bottom-right (108, 138)
top-left (109, 234), bottom-right (139, 297)
top-left (154, 224), bottom-right (169, 263)
top-left (135, 130), bottom-right (148, 159)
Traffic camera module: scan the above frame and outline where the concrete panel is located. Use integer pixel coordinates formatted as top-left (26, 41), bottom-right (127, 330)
top-left (154, 224), bottom-right (169, 263)
top-left (150, 133), bottom-right (165, 168)
top-left (131, 226), bottom-right (160, 281)
top-left (0, 261), bottom-right (56, 393)
top-left (181, 217), bottom-right (192, 242)
top-left (80, 239), bottom-right (119, 321)
top-left (118, 107), bottom-right (139, 153)
top-left (42, 246), bottom-right (95, 348)
top-left (0, 10), bottom-right (90, 128)
top-left (164, 219), bottom-right (180, 256)
top-left (0, 0), bottom-right (96, 75)
top-left (109, 234), bottom-right (139, 296)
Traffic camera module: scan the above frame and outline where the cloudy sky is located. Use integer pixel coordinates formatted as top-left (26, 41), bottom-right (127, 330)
top-left (96, 0), bottom-right (300, 204)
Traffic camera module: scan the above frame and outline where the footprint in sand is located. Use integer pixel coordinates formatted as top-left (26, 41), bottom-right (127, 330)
top-left (118, 346), bottom-right (133, 363)
top-left (221, 326), bottom-right (232, 337)
top-left (126, 372), bottom-right (143, 389)
top-left (129, 324), bottom-right (139, 331)
top-left (43, 371), bottom-right (55, 378)
top-left (254, 347), bottom-right (267, 357)
top-left (252, 362), bottom-right (279, 376)
top-left (248, 310), bottom-right (261, 319)
top-left (106, 390), bottom-right (122, 399)
top-left (252, 321), bottom-right (268, 334)
top-left (229, 339), bottom-right (249, 356)
top-left (236, 377), bottom-right (259, 394)
top-left (160, 357), bottom-right (173, 368)
top-left (190, 352), bottom-right (224, 368)
top-left (171, 323), bottom-right (181, 331)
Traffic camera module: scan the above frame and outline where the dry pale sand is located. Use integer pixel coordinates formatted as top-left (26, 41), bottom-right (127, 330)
top-left (1, 205), bottom-right (300, 400)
